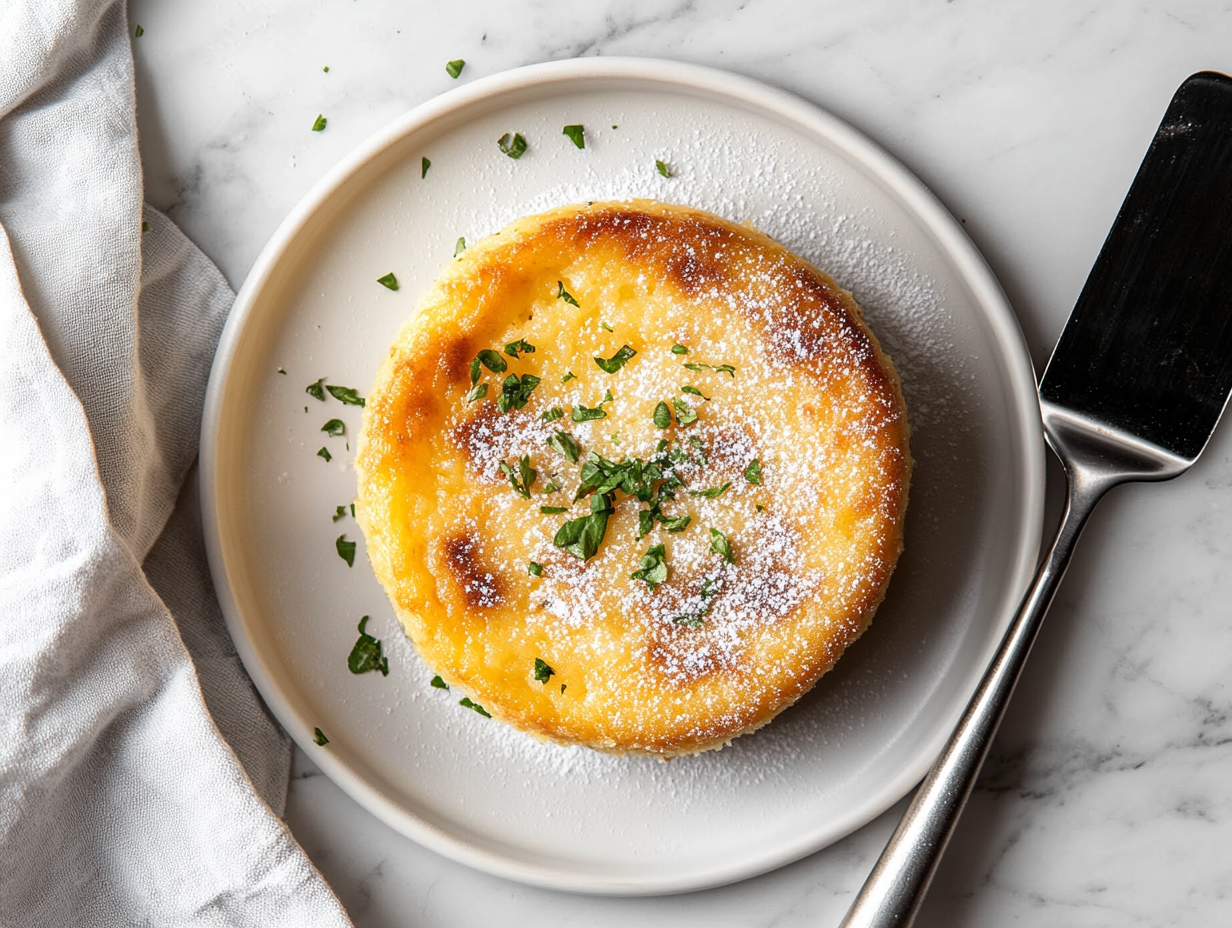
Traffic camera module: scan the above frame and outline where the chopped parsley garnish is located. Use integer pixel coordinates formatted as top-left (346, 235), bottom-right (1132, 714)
top-left (459, 696), bottom-right (491, 717)
top-left (561, 684), bottom-right (567, 693)
top-left (630, 543), bottom-right (668, 591)
top-left (445, 58), bottom-right (465, 79)
top-left (690, 482), bottom-right (731, 499)
top-left (333, 505), bottom-right (348, 522)
top-left (134, 24), bottom-right (144, 37)
top-left (498, 455), bottom-right (537, 498)
top-left (653, 401), bottom-right (672, 429)
top-left (327, 384), bottom-right (366, 406)
top-left (674, 577), bottom-right (721, 628)
top-left (684, 362), bottom-right (736, 377)
top-left (709, 528), bottom-right (735, 564)
top-left (476, 349), bottom-right (506, 373)
top-left (496, 373), bottom-right (541, 412)
top-left (534, 658), bottom-right (556, 683)
top-left (465, 383), bottom-right (488, 404)
top-left (336, 534), bottom-right (357, 567)
top-left (350, 503), bottom-right (355, 517)
top-left (141, 221), bottom-right (149, 233)
top-left (680, 384), bottom-right (708, 401)
top-left (656, 159), bottom-right (671, 177)
top-left (347, 616), bottom-right (389, 676)
top-left (571, 404), bottom-right (607, 422)
top-left (600, 321), bottom-right (614, 332)
top-left (556, 281), bottom-right (579, 306)
top-left (527, 562), bottom-right (544, 577)
top-left (277, 367), bottom-right (287, 375)
top-left (756, 504), bottom-right (766, 513)
top-left (421, 156), bottom-right (430, 178)
top-left (671, 344), bottom-right (688, 355)
top-left (561, 371), bottom-right (577, 384)
top-left (542, 481), bottom-right (561, 494)
top-left (469, 357), bottom-right (482, 385)
top-left (312, 114), bottom-right (327, 132)
top-left (322, 418), bottom-right (345, 437)
top-left (323, 65), bottom-right (330, 73)
top-left (594, 344), bottom-right (637, 374)
top-left (498, 132), bottom-right (527, 159)
top-left (744, 459), bottom-right (763, 485)
top-left (562, 124), bottom-right (585, 149)
top-left (505, 338), bottom-right (535, 358)
top-left (430, 674), bottom-right (449, 689)
top-left (539, 505), bottom-right (569, 515)
top-left (306, 377), bottom-right (326, 401)
top-left (377, 272), bottom-right (399, 290)
top-left (610, 434), bottom-right (620, 445)
top-left (313, 727), bottom-right (329, 745)
top-left (547, 430), bottom-right (582, 463)
top-left (553, 493), bottom-right (613, 560)
top-left (658, 513), bottom-right (692, 533)
top-left (671, 397), bottom-right (698, 426)
top-left (455, 236), bottom-right (467, 256)
top-left (541, 407), bottom-right (564, 422)
top-left (317, 447), bottom-right (332, 462)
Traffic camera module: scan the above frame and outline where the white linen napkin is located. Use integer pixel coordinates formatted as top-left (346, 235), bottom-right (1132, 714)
top-left (0, 1), bottom-right (353, 924)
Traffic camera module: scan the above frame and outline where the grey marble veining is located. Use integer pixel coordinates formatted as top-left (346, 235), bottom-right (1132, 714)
top-left (131, 0), bottom-right (1232, 924)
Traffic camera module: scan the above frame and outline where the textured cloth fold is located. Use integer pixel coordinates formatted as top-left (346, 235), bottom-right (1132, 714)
top-left (0, 1), bottom-right (352, 924)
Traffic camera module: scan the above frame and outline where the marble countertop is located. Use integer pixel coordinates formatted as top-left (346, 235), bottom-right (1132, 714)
top-left (130, 1), bottom-right (1232, 924)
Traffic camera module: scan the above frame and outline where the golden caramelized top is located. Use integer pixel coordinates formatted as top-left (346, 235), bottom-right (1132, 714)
top-left (356, 200), bottom-right (911, 756)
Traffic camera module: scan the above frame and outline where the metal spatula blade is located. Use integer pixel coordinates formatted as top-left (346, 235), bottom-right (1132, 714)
top-left (842, 70), bottom-right (1232, 928)
top-left (1041, 70), bottom-right (1232, 468)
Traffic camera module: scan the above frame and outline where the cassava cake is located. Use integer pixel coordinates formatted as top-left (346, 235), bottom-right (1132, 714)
top-left (355, 200), bottom-right (911, 756)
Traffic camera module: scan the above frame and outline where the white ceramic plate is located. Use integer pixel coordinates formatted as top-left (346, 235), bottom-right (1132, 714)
top-left (201, 58), bottom-right (1045, 895)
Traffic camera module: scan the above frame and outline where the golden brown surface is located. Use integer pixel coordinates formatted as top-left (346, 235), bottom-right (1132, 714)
top-left (355, 200), bottom-right (911, 756)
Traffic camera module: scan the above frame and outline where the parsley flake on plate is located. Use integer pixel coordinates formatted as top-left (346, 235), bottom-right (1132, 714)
top-left (455, 236), bottom-right (467, 256)
top-left (347, 616), bottom-right (389, 676)
top-left (332, 505), bottom-right (348, 522)
top-left (134, 24), bottom-right (144, 37)
top-left (430, 675), bottom-right (449, 690)
top-left (556, 281), bottom-right (579, 306)
top-left (459, 696), bottom-right (491, 718)
top-left (376, 272), bottom-right (399, 290)
top-left (335, 534), bottom-right (356, 567)
top-left (421, 156), bottom-right (430, 178)
top-left (562, 124), bottom-right (585, 149)
top-left (534, 658), bottom-right (555, 683)
top-left (306, 377), bottom-right (326, 401)
top-left (313, 727), bottom-right (329, 745)
top-left (316, 447), bottom-right (332, 462)
top-left (445, 58), bottom-right (465, 79)
top-left (497, 132), bottom-right (527, 159)
top-left (312, 114), bottom-right (327, 132)
top-left (321, 418), bottom-right (345, 437)
top-left (656, 159), bottom-right (671, 177)
top-left (327, 384), bottom-right (366, 406)
top-left (594, 344), bottom-right (637, 374)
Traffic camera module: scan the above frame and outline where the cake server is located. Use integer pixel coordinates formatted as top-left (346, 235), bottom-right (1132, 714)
top-left (840, 70), bottom-right (1232, 928)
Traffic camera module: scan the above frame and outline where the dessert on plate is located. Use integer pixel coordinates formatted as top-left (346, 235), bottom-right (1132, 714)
top-left (355, 200), bottom-right (911, 756)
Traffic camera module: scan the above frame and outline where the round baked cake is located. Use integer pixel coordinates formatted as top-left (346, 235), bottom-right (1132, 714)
top-left (355, 200), bottom-right (911, 757)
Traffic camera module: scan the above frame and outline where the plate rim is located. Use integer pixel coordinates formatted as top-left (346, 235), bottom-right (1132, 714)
top-left (200, 55), bottom-right (1046, 895)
